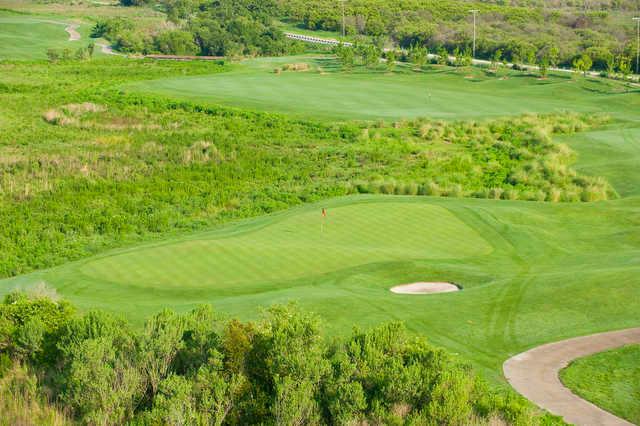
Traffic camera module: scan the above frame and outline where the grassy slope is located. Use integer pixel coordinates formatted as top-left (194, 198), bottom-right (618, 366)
top-left (0, 11), bottom-right (82, 60)
top-left (560, 345), bottom-right (640, 424)
top-left (126, 56), bottom-right (634, 121)
top-left (0, 53), bottom-right (638, 387)
top-left (0, 2), bottom-right (165, 60)
top-left (3, 191), bottom-right (640, 383)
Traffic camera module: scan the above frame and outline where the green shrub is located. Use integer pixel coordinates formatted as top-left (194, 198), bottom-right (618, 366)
top-left (0, 295), bottom-right (547, 425)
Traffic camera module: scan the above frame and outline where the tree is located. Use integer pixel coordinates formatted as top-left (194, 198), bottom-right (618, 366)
top-left (437, 46), bottom-right (448, 65)
top-left (538, 54), bottom-right (549, 79)
top-left (462, 47), bottom-right (473, 68)
top-left (385, 50), bottom-right (397, 72)
top-left (409, 44), bottom-right (427, 70)
top-left (618, 56), bottom-right (632, 80)
top-left (572, 53), bottom-right (592, 76)
top-left (362, 45), bottom-right (380, 68)
top-left (57, 311), bottom-right (144, 424)
top-left (548, 45), bottom-right (560, 69)
top-left (145, 374), bottom-right (197, 424)
top-left (453, 47), bottom-right (463, 67)
top-left (335, 44), bottom-right (355, 71)
top-left (605, 53), bottom-right (615, 77)
top-left (138, 310), bottom-right (185, 398)
top-left (491, 49), bottom-right (502, 71)
top-left (154, 30), bottom-right (199, 55)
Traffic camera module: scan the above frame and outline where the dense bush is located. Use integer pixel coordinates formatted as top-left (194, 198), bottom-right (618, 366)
top-left (0, 59), bottom-right (614, 278)
top-left (95, 0), bottom-right (301, 57)
top-left (0, 292), bottom-right (559, 425)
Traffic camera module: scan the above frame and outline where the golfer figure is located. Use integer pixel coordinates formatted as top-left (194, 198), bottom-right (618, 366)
top-left (322, 208), bottom-right (327, 217)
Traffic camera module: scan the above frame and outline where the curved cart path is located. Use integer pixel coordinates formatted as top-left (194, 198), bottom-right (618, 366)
top-left (65, 24), bottom-right (80, 41)
top-left (504, 327), bottom-right (640, 426)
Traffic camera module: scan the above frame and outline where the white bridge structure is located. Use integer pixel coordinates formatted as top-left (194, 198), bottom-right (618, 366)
top-left (284, 32), bottom-right (353, 47)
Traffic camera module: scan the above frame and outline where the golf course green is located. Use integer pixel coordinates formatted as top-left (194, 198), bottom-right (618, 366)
top-left (4, 134), bottom-right (640, 382)
top-left (0, 10), bottom-right (85, 60)
top-left (126, 56), bottom-right (637, 120)
top-left (2, 1), bottom-right (640, 422)
top-left (2, 53), bottom-right (640, 385)
top-left (1, 46), bottom-right (639, 386)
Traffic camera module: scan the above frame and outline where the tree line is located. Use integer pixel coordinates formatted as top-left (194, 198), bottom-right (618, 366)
top-left (102, 0), bottom-right (639, 76)
top-left (0, 290), bottom-right (559, 425)
top-left (94, 0), bottom-right (302, 57)
top-left (279, 0), bottom-right (640, 74)
top-left (334, 41), bottom-right (636, 81)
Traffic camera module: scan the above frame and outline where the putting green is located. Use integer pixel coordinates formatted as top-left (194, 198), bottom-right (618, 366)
top-left (79, 203), bottom-right (491, 292)
top-left (126, 56), bottom-right (636, 120)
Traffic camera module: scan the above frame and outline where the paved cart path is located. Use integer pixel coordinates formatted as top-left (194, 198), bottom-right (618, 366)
top-left (504, 328), bottom-right (640, 426)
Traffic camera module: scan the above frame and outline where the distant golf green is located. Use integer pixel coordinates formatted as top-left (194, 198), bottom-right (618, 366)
top-left (0, 11), bottom-right (83, 60)
top-left (126, 56), bottom-right (636, 120)
top-left (561, 345), bottom-right (640, 424)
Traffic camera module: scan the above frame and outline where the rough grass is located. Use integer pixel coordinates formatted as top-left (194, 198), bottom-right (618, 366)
top-left (560, 345), bottom-right (640, 424)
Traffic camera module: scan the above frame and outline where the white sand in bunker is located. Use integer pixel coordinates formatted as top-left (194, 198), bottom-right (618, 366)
top-left (390, 282), bottom-right (460, 295)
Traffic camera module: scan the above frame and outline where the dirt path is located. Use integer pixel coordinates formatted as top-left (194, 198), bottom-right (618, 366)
top-left (503, 328), bottom-right (640, 426)
top-left (96, 42), bottom-right (123, 56)
top-left (65, 24), bottom-right (80, 41)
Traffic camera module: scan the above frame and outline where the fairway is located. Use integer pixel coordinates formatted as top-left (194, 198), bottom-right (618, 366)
top-left (0, 11), bottom-right (84, 60)
top-left (4, 191), bottom-right (640, 381)
top-left (2, 57), bottom-right (640, 382)
top-left (3, 0), bottom-right (640, 422)
top-left (126, 57), bottom-right (636, 120)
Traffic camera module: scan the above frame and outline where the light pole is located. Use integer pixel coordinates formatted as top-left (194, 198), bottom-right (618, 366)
top-left (470, 10), bottom-right (479, 59)
top-left (634, 17), bottom-right (640, 75)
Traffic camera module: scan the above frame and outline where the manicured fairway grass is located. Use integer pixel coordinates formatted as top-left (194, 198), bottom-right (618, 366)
top-left (126, 56), bottom-right (635, 120)
top-left (3, 190), bottom-right (640, 382)
top-left (560, 345), bottom-right (640, 424)
top-left (0, 11), bottom-right (88, 60)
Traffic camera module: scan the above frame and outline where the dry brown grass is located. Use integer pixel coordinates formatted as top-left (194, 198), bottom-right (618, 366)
top-left (43, 103), bottom-right (106, 127)
top-left (0, 363), bottom-right (71, 426)
top-left (281, 63), bottom-right (311, 72)
top-left (182, 141), bottom-right (223, 165)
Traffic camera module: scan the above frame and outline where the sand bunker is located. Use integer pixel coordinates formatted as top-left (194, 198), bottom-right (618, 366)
top-left (390, 282), bottom-right (459, 295)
